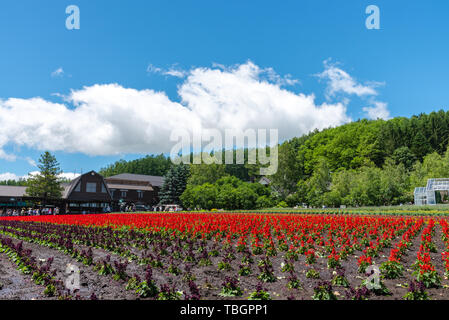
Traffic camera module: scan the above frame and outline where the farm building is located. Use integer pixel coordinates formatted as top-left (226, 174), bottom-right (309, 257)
top-left (104, 173), bottom-right (164, 210)
top-left (62, 170), bottom-right (113, 214)
top-left (0, 171), bottom-right (113, 214)
top-left (0, 185), bottom-right (33, 208)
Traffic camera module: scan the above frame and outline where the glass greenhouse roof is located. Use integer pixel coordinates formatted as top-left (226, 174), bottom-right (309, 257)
top-left (414, 179), bottom-right (449, 205)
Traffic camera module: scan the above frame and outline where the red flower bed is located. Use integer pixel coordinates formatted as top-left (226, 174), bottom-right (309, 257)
top-left (0, 213), bottom-right (417, 239)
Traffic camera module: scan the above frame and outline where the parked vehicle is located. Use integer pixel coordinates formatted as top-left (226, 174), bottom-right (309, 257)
top-left (135, 204), bottom-right (149, 212)
top-left (163, 204), bottom-right (183, 212)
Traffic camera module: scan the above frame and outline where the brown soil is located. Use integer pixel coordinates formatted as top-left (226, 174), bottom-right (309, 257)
top-left (0, 254), bottom-right (53, 300)
top-left (2, 223), bottom-right (449, 300)
top-left (1, 238), bottom-right (137, 300)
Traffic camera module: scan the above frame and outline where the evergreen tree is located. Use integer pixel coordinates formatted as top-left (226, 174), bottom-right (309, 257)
top-left (158, 164), bottom-right (190, 205)
top-left (305, 158), bottom-right (332, 206)
top-left (411, 131), bottom-right (431, 161)
top-left (99, 154), bottom-right (172, 177)
top-left (393, 146), bottom-right (416, 171)
top-left (25, 151), bottom-right (64, 202)
top-left (187, 163), bottom-right (228, 186)
top-left (270, 140), bottom-right (303, 197)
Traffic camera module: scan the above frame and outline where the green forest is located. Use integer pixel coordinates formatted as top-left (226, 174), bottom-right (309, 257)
top-left (0, 179), bottom-right (28, 186)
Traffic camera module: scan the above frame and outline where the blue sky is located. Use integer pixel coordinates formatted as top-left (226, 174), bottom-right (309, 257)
top-left (0, 0), bottom-right (448, 179)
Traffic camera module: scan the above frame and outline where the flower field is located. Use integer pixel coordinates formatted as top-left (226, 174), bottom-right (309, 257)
top-left (1, 212), bottom-right (449, 300)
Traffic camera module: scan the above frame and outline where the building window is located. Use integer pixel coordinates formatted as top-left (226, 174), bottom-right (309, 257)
top-left (74, 182), bottom-right (81, 192)
top-left (137, 190), bottom-right (143, 199)
top-left (101, 183), bottom-right (107, 193)
top-left (86, 182), bottom-right (97, 193)
top-left (109, 189), bottom-right (115, 197)
top-left (121, 190), bottom-right (127, 198)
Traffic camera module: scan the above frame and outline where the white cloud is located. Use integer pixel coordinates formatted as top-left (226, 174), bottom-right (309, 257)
top-left (178, 62), bottom-right (347, 138)
top-left (28, 171), bottom-right (80, 181)
top-left (51, 67), bottom-right (65, 78)
top-left (0, 172), bottom-right (22, 181)
top-left (264, 67), bottom-right (300, 86)
top-left (317, 60), bottom-right (389, 120)
top-left (0, 149), bottom-right (16, 161)
top-left (210, 62), bottom-right (300, 87)
top-left (25, 157), bottom-right (37, 167)
top-left (164, 67), bottom-right (187, 78)
top-left (317, 61), bottom-right (379, 98)
top-left (0, 172), bottom-right (80, 181)
top-left (59, 172), bottom-right (81, 180)
top-left (147, 64), bottom-right (187, 78)
top-left (0, 61), bottom-right (356, 157)
top-left (363, 101), bottom-right (391, 120)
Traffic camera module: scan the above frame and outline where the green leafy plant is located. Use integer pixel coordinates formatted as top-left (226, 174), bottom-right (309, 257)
top-left (136, 267), bottom-right (159, 298)
top-left (306, 268), bottom-right (320, 279)
top-left (248, 283), bottom-right (271, 300)
top-left (238, 264), bottom-right (252, 276)
top-left (43, 284), bottom-right (56, 297)
top-left (219, 277), bottom-right (243, 297)
top-left (312, 281), bottom-right (337, 300)
top-left (218, 259), bottom-right (232, 272)
top-left (331, 268), bottom-right (349, 287)
top-left (157, 284), bottom-right (181, 300)
top-left (257, 258), bottom-right (276, 282)
top-left (403, 281), bottom-right (429, 300)
top-left (286, 272), bottom-right (301, 289)
top-left (94, 256), bottom-right (114, 276)
top-left (380, 260), bottom-right (404, 279)
top-left (361, 278), bottom-right (390, 296)
top-left (281, 260), bottom-right (295, 273)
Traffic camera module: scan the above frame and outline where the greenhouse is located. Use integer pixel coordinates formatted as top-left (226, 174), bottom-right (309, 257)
top-left (414, 178), bottom-right (449, 205)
